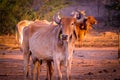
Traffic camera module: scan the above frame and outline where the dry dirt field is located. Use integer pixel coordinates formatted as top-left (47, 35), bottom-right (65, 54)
top-left (0, 31), bottom-right (120, 80)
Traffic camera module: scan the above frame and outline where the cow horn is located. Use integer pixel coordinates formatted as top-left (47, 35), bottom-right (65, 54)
top-left (75, 9), bottom-right (87, 23)
top-left (71, 9), bottom-right (86, 19)
top-left (53, 12), bottom-right (61, 24)
top-left (81, 10), bottom-right (86, 16)
top-left (77, 9), bottom-right (86, 16)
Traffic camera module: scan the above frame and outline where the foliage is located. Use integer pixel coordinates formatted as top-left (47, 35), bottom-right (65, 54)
top-left (104, 0), bottom-right (120, 27)
top-left (36, 0), bottom-right (70, 21)
top-left (105, 0), bottom-right (120, 10)
top-left (0, 0), bottom-right (70, 35)
top-left (0, 0), bottom-right (34, 35)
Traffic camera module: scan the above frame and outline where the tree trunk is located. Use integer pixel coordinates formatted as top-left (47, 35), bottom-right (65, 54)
top-left (118, 28), bottom-right (120, 59)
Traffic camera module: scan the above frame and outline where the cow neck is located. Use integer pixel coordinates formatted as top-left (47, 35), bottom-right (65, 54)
top-left (56, 26), bottom-right (75, 66)
top-left (79, 19), bottom-right (87, 30)
top-left (57, 26), bottom-right (63, 47)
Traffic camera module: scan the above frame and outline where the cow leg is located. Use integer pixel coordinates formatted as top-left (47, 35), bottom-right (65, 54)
top-left (33, 60), bottom-right (41, 80)
top-left (23, 50), bottom-right (30, 78)
top-left (77, 34), bottom-right (80, 41)
top-left (54, 60), bottom-right (62, 80)
top-left (66, 57), bottom-right (72, 80)
top-left (38, 61), bottom-right (41, 80)
top-left (46, 61), bottom-right (50, 80)
top-left (46, 61), bottom-right (54, 80)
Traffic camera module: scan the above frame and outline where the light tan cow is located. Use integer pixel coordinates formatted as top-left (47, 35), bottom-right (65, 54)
top-left (22, 11), bottom-right (92, 80)
top-left (29, 16), bottom-right (78, 80)
top-left (16, 19), bottom-right (54, 52)
top-left (16, 19), bottom-right (55, 80)
top-left (23, 21), bottom-right (54, 80)
top-left (16, 20), bottom-right (34, 51)
top-left (24, 11), bottom-right (90, 80)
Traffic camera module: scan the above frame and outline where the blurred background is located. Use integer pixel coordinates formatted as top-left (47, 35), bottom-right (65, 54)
top-left (0, 0), bottom-right (120, 35)
top-left (0, 1), bottom-right (120, 80)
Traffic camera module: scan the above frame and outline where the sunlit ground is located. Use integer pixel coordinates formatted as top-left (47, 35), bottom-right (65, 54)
top-left (0, 32), bottom-right (120, 80)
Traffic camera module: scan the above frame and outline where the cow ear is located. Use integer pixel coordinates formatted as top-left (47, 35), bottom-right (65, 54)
top-left (53, 12), bottom-right (61, 25)
top-left (71, 10), bottom-right (77, 18)
top-left (71, 11), bottom-right (75, 16)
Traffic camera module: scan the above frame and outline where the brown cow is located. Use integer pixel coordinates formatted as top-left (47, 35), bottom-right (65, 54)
top-left (75, 16), bottom-right (97, 47)
top-left (29, 15), bottom-right (78, 80)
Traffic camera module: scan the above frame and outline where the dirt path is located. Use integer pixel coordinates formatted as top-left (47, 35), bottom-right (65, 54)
top-left (0, 47), bottom-right (120, 80)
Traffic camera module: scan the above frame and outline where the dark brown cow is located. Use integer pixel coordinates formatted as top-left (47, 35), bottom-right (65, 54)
top-left (71, 10), bottom-right (97, 42)
top-left (75, 16), bottom-right (97, 46)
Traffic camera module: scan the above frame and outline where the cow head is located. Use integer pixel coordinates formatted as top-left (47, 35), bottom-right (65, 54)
top-left (72, 10), bottom-right (97, 42)
top-left (86, 16), bottom-right (97, 29)
top-left (75, 16), bottom-right (97, 42)
top-left (71, 10), bottom-right (87, 41)
top-left (54, 13), bottom-right (76, 41)
top-left (71, 10), bottom-right (86, 20)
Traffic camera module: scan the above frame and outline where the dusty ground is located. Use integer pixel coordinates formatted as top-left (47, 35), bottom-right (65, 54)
top-left (0, 31), bottom-right (120, 80)
top-left (0, 47), bottom-right (120, 80)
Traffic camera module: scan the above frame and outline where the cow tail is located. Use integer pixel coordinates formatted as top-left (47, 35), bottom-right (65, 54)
top-left (15, 25), bottom-right (19, 44)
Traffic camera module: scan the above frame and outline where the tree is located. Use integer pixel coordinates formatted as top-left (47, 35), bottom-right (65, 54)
top-left (0, 0), bottom-right (69, 35)
top-left (0, 0), bottom-right (34, 35)
top-left (104, 0), bottom-right (120, 59)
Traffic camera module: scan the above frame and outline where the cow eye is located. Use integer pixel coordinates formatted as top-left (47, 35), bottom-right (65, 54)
top-left (71, 22), bottom-right (75, 26)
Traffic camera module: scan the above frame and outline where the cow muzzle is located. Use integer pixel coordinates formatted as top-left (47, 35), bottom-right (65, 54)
top-left (92, 25), bottom-right (96, 29)
top-left (61, 35), bottom-right (68, 40)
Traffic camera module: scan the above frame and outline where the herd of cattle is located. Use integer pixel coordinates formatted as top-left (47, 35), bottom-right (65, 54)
top-left (16, 10), bottom-right (97, 80)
